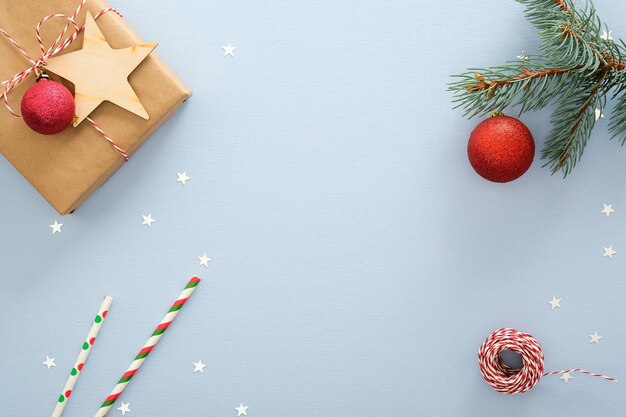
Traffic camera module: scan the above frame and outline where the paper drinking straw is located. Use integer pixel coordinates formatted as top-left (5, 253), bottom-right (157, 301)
top-left (94, 276), bottom-right (201, 417)
top-left (51, 296), bottom-right (113, 417)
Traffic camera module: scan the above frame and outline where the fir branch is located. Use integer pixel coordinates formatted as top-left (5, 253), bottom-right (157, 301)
top-left (541, 75), bottom-right (604, 175)
top-left (519, 0), bottom-right (603, 72)
top-left (608, 92), bottom-right (626, 144)
top-left (450, 62), bottom-right (582, 118)
top-left (450, 0), bottom-right (626, 176)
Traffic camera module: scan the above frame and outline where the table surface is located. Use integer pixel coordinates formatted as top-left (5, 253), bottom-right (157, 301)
top-left (2, 0), bottom-right (626, 416)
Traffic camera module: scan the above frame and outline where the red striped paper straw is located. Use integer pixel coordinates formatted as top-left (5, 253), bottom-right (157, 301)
top-left (51, 296), bottom-right (113, 417)
top-left (93, 277), bottom-right (201, 417)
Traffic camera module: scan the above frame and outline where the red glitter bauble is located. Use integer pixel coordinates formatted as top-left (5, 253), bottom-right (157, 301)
top-left (21, 78), bottom-right (75, 135)
top-left (467, 115), bottom-right (535, 183)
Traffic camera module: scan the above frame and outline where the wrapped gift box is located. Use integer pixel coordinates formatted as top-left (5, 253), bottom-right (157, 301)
top-left (0, 0), bottom-right (191, 214)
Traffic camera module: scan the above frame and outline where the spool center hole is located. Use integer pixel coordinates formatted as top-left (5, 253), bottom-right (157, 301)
top-left (500, 350), bottom-right (523, 370)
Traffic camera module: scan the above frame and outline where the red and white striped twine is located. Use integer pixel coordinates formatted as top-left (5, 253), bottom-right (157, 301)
top-left (478, 328), bottom-right (616, 394)
top-left (0, 0), bottom-right (128, 160)
top-left (87, 117), bottom-right (128, 161)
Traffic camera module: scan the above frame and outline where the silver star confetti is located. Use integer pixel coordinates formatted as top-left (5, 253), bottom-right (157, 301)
top-left (590, 331), bottom-right (603, 344)
top-left (117, 402), bottom-right (131, 416)
top-left (193, 360), bottom-right (207, 373)
top-left (548, 296), bottom-right (561, 310)
top-left (601, 203), bottom-right (615, 217)
top-left (176, 171), bottom-right (191, 185)
top-left (42, 356), bottom-right (56, 369)
top-left (141, 214), bottom-right (156, 227)
top-left (560, 372), bottom-right (574, 384)
top-left (223, 43), bottom-right (237, 56)
top-left (49, 220), bottom-right (63, 234)
top-left (198, 253), bottom-right (212, 267)
top-left (601, 30), bottom-right (613, 41)
top-left (603, 245), bottom-right (616, 259)
top-left (235, 403), bottom-right (248, 416)
top-left (595, 108), bottom-right (605, 121)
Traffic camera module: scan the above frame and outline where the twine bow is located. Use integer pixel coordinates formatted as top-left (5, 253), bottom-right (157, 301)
top-left (0, 0), bottom-right (129, 160)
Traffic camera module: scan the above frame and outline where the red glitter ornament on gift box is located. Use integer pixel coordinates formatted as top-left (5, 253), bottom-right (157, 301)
top-left (467, 114), bottom-right (535, 183)
top-left (21, 74), bottom-right (75, 135)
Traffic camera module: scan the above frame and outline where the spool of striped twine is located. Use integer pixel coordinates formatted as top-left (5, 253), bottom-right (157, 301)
top-left (478, 328), bottom-right (616, 394)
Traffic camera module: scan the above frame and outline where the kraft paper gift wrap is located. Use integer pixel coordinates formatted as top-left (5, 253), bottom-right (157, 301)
top-left (0, 0), bottom-right (191, 215)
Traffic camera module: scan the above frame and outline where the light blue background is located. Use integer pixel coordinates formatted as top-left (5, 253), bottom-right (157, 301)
top-left (2, 0), bottom-right (626, 416)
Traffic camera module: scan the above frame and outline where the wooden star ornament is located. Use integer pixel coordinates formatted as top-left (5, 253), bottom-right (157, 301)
top-left (45, 12), bottom-right (157, 127)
